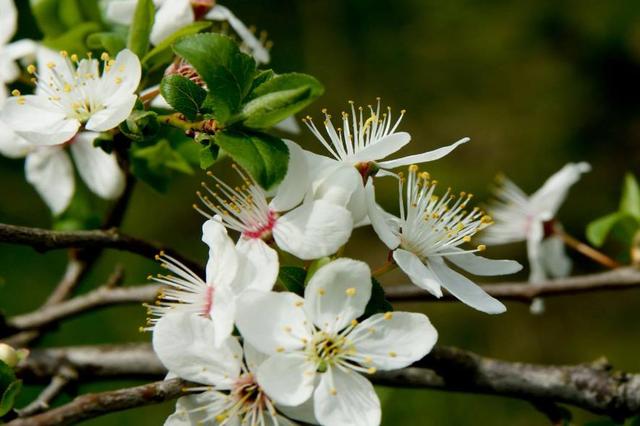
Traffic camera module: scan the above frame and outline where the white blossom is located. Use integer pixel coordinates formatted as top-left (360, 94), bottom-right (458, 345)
top-left (1, 48), bottom-right (140, 146)
top-left (302, 99), bottom-right (469, 225)
top-left (366, 165), bottom-right (522, 314)
top-left (236, 258), bottom-right (437, 426)
top-left (194, 140), bottom-right (353, 261)
top-left (104, 0), bottom-right (270, 63)
top-left (145, 219), bottom-right (278, 346)
top-left (482, 162), bottom-right (590, 313)
top-left (153, 313), bottom-right (301, 425)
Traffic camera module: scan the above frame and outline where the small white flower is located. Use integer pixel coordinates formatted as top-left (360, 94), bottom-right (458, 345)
top-left (145, 219), bottom-right (278, 346)
top-left (1, 48), bottom-right (141, 146)
top-left (366, 165), bottom-right (522, 314)
top-left (195, 140), bottom-right (353, 261)
top-left (302, 99), bottom-right (469, 225)
top-left (482, 162), bottom-right (590, 313)
top-left (236, 258), bottom-right (438, 426)
top-left (0, 0), bottom-right (37, 102)
top-left (104, 0), bottom-right (270, 63)
top-left (153, 313), bottom-right (301, 426)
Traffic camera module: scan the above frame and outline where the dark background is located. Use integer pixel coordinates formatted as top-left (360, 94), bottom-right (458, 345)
top-left (1, 0), bottom-right (640, 424)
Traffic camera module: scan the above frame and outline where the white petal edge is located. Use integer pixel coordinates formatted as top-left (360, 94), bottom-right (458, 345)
top-left (443, 247), bottom-right (522, 276)
top-left (350, 132), bottom-right (411, 163)
top-left (202, 219), bottom-right (239, 288)
top-left (365, 180), bottom-right (401, 249)
top-left (234, 237), bottom-right (278, 293)
top-left (393, 249), bottom-right (442, 297)
top-left (377, 137), bottom-right (470, 169)
top-left (25, 147), bottom-right (74, 215)
top-left (70, 132), bottom-right (125, 200)
top-left (256, 353), bottom-right (316, 406)
top-left (269, 139), bottom-right (308, 212)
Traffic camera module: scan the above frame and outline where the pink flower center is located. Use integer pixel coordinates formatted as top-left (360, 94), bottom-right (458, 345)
top-left (242, 210), bottom-right (278, 240)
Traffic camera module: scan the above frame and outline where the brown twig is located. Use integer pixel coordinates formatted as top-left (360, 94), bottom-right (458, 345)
top-left (385, 267), bottom-right (640, 302)
top-left (7, 378), bottom-right (185, 426)
top-left (14, 344), bottom-right (640, 423)
top-left (15, 366), bottom-right (78, 418)
top-left (0, 223), bottom-right (202, 275)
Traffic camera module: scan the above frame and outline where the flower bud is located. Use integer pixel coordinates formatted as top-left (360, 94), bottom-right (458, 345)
top-left (0, 343), bottom-right (18, 368)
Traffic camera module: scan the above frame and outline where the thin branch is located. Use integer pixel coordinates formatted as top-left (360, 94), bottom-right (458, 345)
top-left (15, 366), bottom-right (78, 418)
top-left (15, 344), bottom-right (640, 421)
top-left (7, 378), bottom-right (185, 426)
top-left (385, 267), bottom-right (640, 302)
top-left (0, 223), bottom-right (202, 275)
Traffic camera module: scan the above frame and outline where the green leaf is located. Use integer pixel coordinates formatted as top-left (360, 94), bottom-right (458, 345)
top-left (586, 212), bottom-right (628, 247)
top-left (142, 21), bottom-right (212, 72)
top-left (199, 140), bottom-right (220, 169)
top-left (42, 21), bottom-right (102, 55)
top-left (30, 0), bottom-right (67, 37)
top-left (620, 173), bottom-right (640, 220)
top-left (240, 73), bottom-right (324, 129)
top-left (119, 110), bottom-right (159, 141)
top-left (0, 361), bottom-right (15, 392)
top-left (160, 75), bottom-right (207, 120)
top-left (173, 33), bottom-right (256, 123)
top-left (213, 130), bottom-right (288, 190)
top-left (248, 69), bottom-right (275, 94)
top-left (131, 139), bottom-right (194, 192)
top-left (127, 0), bottom-right (155, 58)
top-left (304, 257), bottom-right (332, 285)
top-left (87, 32), bottom-right (127, 55)
top-left (363, 278), bottom-right (393, 318)
top-left (278, 266), bottom-right (307, 296)
top-left (0, 380), bottom-right (22, 417)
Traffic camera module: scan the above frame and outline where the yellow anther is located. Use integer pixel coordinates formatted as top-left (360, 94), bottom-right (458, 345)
top-left (59, 50), bottom-right (68, 57)
top-left (46, 62), bottom-right (55, 69)
top-left (63, 84), bottom-right (72, 93)
top-left (364, 356), bottom-right (373, 364)
top-left (276, 346), bottom-right (285, 353)
top-left (27, 64), bottom-right (36, 74)
top-left (11, 89), bottom-right (20, 96)
top-left (367, 367), bottom-right (377, 374)
top-left (329, 388), bottom-right (337, 396)
top-left (408, 164), bottom-right (419, 173)
top-left (345, 287), bottom-right (356, 296)
top-left (389, 351), bottom-right (397, 357)
top-left (70, 54), bottom-right (78, 62)
top-left (419, 171), bottom-right (430, 180)
top-left (351, 319), bottom-right (359, 327)
top-left (284, 326), bottom-right (292, 333)
top-left (115, 77), bottom-right (123, 84)
top-left (477, 244), bottom-right (487, 252)
top-left (100, 52), bottom-right (110, 61)
top-left (318, 288), bottom-right (326, 296)
top-left (463, 235), bottom-right (471, 243)
top-left (17, 97), bottom-right (25, 105)
top-left (383, 312), bottom-right (393, 320)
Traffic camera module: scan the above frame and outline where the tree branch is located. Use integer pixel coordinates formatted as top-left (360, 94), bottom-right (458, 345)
top-left (15, 344), bottom-right (640, 422)
top-left (7, 378), bottom-right (185, 426)
top-left (0, 223), bottom-right (202, 275)
top-left (385, 267), bottom-right (640, 302)
top-left (15, 366), bottom-right (78, 418)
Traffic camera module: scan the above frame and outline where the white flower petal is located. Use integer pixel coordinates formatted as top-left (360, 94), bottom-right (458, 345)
top-left (306, 155), bottom-right (361, 207)
top-left (209, 284), bottom-right (237, 347)
top-left (25, 147), bottom-right (74, 215)
top-left (257, 353), bottom-right (316, 406)
top-left (0, 0), bottom-right (17, 45)
top-left (393, 249), bottom-right (442, 297)
top-left (243, 342), bottom-right (268, 375)
top-left (0, 120), bottom-right (32, 158)
top-left (351, 312), bottom-right (437, 370)
top-left (2, 95), bottom-right (79, 145)
top-left (152, 313), bottom-right (242, 388)
top-left (85, 94), bottom-right (137, 132)
top-left (314, 367), bottom-right (380, 426)
top-left (277, 395), bottom-right (319, 425)
top-left (100, 49), bottom-right (142, 104)
top-left (540, 234), bottom-right (572, 278)
top-left (273, 200), bottom-right (353, 260)
top-left (304, 258), bottom-right (371, 333)
top-left (202, 219), bottom-right (239, 288)
top-left (350, 132), bottom-right (411, 163)
top-left (206, 4), bottom-right (270, 64)
top-left (529, 162), bottom-right (590, 218)
top-left (428, 257), bottom-right (506, 314)
top-left (365, 180), bottom-right (400, 249)
top-left (165, 391), bottom-right (228, 426)
top-left (104, 0), bottom-right (137, 25)
top-left (70, 132), bottom-right (125, 200)
top-left (527, 220), bottom-right (545, 283)
top-left (443, 248), bottom-right (522, 276)
top-left (234, 237), bottom-right (278, 293)
top-left (3, 39), bottom-right (38, 63)
top-left (150, 0), bottom-right (194, 45)
top-left (269, 139), bottom-right (308, 212)
top-left (236, 291), bottom-right (311, 355)
top-left (376, 137), bottom-right (469, 169)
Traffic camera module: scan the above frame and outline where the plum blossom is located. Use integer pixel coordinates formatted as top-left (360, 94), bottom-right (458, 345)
top-left (302, 99), bottom-right (469, 225)
top-left (153, 313), bottom-right (301, 425)
top-left (145, 219), bottom-right (277, 346)
top-left (194, 140), bottom-right (353, 261)
top-left (105, 0), bottom-right (270, 63)
top-left (482, 162), bottom-right (591, 313)
top-left (366, 165), bottom-right (522, 314)
top-left (1, 48), bottom-right (141, 146)
top-left (236, 258), bottom-right (437, 426)
top-left (0, 0), bottom-right (37, 102)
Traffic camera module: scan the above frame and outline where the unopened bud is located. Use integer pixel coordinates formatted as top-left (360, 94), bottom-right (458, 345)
top-left (0, 343), bottom-right (18, 368)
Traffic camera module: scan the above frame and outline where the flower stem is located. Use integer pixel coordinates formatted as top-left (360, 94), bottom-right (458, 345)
top-left (555, 229), bottom-right (621, 269)
top-left (372, 259), bottom-right (397, 277)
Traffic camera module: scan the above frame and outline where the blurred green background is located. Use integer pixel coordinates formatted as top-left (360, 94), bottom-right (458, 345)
top-left (2, 0), bottom-right (640, 424)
